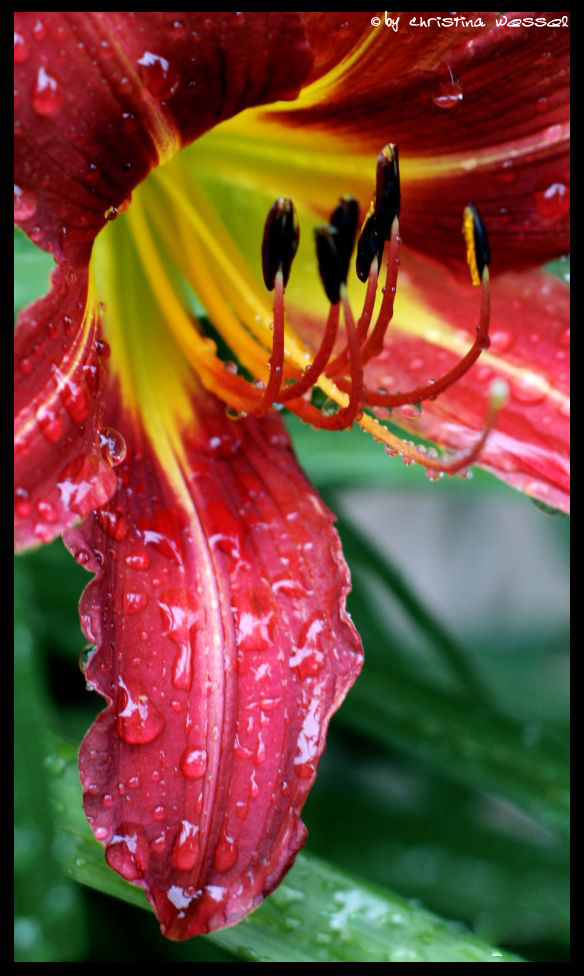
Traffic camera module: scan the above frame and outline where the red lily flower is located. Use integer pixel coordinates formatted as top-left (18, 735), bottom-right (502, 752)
top-left (14, 12), bottom-right (569, 940)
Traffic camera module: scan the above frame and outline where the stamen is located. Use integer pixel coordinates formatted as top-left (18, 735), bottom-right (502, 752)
top-left (285, 289), bottom-right (362, 430)
top-left (355, 207), bottom-right (380, 283)
top-left (325, 255), bottom-right (378, 377)
top-left (357, 219), bottom-right (401, 364)
top-left (374, 144), bottom-right (400, 250)
top-left (314, 225), bottom-right (343, 305)
top-left (260, 269), bottom-right (286, 410)
top-left (285, 234), bottom-right (363, 430)
top-left (329, 196), bottom-right (360, 284)
top-left (361, 378), bottom-right (509, 475)
top-left (358, 204), bottom-right (491, 408)
top-left (463, 203), bottom-right (490, 288)
top-left (261, 197), bottom-right (299, 291)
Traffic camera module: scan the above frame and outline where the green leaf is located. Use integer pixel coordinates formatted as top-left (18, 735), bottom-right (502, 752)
top-left (14, 228), bottom-right (54, 321)
top-left (47, 735), bottom-right (520, 963)
top-left (14, 564), bottom-right (88, 962)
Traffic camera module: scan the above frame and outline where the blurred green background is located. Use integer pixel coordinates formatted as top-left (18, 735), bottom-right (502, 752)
top-left (14, 231), bottom-right (569, 962)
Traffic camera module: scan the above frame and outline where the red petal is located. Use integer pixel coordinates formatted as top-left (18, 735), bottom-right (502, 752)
top-left (14, 12), bottom-right (313, 265)
top-left (274, 12), bottom-right (570, 273)
top-left (63, 396), bottom-right (362, 939)
top-left (14, 264), bottom-right (118, 550)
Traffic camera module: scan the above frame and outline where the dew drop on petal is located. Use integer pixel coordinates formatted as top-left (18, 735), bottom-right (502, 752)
top-left (136, 51), bottom-right (177, 97)
top-left (499, 160), bottom-right (517, 184)
top-left (214, 836), bottom-right (238, 873)
top-left (171, 821), bottom-right (200, 871)
top-left (100, 427), bottom-right (127, 466)
top-left (510, 373), bottom-right (549, 406)
top-left (96, 508), bottom-right (129, 541)
top-left (14, 31), bottom-right (30, 63)
top-left (32, 66), bottom-right (63, 116)
top-left (534, 177), bottom-right (570, 221)
top-left (489, 329), bottom-right (514, 354)
top-left (180, 747), bottom-right (208, 779)
top-left (14, 184), bottom-right (36, 220)
top-left (116, 680), bottom-right (165, 744)
top-left (432, 80), bottom-right (463, 109)
top-left (125, 550), bottom-right (150, 570)
top-left (105, 824), bottom-right (149, 881)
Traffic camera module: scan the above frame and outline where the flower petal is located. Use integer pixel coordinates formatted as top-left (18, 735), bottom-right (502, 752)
top-left (14, 264), bottom-right (118, 550)
top-left (63, 395), bottom-right (362, 939)
top-left (14, 12), bottom-right (313, 264)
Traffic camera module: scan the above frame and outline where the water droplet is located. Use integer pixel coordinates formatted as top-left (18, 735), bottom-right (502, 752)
top-left (489, 329), bottom-right (514, 354)
top-left (116, 679), bottom-right (165, 744)
top-left (151, 832), bottom-right (167, 853)
top-left (14, 487), bottom-right (31, 519)
top-left (105, 824), bottom-right (149, 880)
top-left (499, 160), bottom-right (517, 184)
top-left (290, 614), bottom-right (326, 678)
top-left (96, 508), bottom-right (128, 541)
top-left (123, 590), bottom-right (149, 615)
top-left (534, 177), bottom-right (570, 220)
top-left (100, 427), bottom-right (127, 466)
top-left (14, 31), bottom-right (30, 63)
top-left (59, 375), bottom-right (90, 424)
top-left (32, 66), bottom-right (63, 116)
top-left (510, 372), bottom-right (549, 405)
top-left (214, 836), bottom-right (237, 873)
top-left (558, 399), bottom-right (570, 419)
top-left (136, 51), bottom-right (177, 97)
top-left (36, 405), bottom-right (66, 443)
top-left (172, 642), bottom-right (193, 690)
top-left (172, 821), bottom-right (200, 871)
top-left (153, 804), bottom-right (167, 821)
top-left (125, 550), bottom-right (150, 570)
top-left (36, 499), bottom-right (57, 523)
top-left (180, 747), bottom-right (208, 779)
top-left (14, 184), bottom-right (36, 221)
top-left (432, 79), bottom-right (463, 109)
top-left (57, 453), bottom-right (115, 517)
top-left (32, 19), bottom-right (46, 40)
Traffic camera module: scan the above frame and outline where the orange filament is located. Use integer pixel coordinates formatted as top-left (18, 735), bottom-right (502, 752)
top-left (285, 289), bottom-right (363, 430)
top-left (358, 221), bottom-right (401, 366)
top-left (326, 256), bottom-right (378, 377)
top-left (260, 270), bottom-right (285, 410)
top-left (361, 267), bottom-right (490, 408)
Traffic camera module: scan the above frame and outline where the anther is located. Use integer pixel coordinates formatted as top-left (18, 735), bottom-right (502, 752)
top-left (356, 207), bottom-right (380, 283)
top-left (330, 196), bottom-right (359, 284)
top-left (463, 203), bottom-right (490, 287)
top-left (315, 226), bottom-right (343, 305)
top-left (261, 198), bottom-right (299, 291)
top-left (374, 144), bottom-right (400, 249)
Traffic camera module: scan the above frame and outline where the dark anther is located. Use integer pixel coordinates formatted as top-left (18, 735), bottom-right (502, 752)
top-left (467, 203), bottom-right (490, 278)
top-left (261, 197), bottom-right (299, 290)
top-left (315, 226), bottom-right (343, 304)
top-left (356, 211), bottom-right (380, 282)
top-left (330, 196), bottom-right (360, 284)
top-left (374, 143), bottom-right (400, 246)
